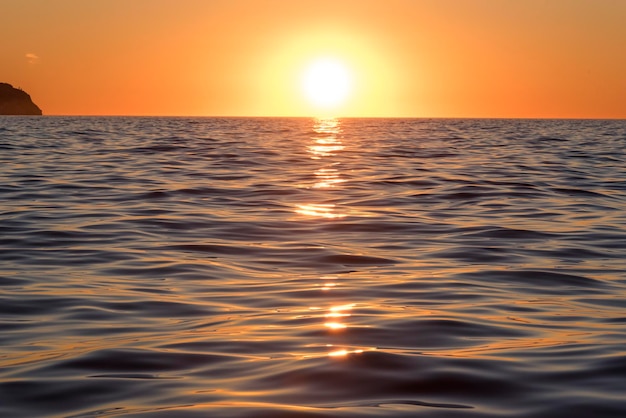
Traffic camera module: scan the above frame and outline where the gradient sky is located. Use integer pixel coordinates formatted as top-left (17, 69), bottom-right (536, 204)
top-left (2, 0), bottom-right (625, 118)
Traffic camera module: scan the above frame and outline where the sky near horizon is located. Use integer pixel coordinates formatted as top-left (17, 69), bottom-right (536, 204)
top-left (2, 0), bottom-right (625, 118)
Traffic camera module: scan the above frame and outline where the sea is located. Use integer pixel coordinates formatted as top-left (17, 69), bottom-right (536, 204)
top-left (1, 116), bottom-right (625, 418)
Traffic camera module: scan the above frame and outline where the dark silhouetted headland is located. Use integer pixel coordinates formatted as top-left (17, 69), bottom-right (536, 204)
top-left (0, 83), bottom-right (42, 115)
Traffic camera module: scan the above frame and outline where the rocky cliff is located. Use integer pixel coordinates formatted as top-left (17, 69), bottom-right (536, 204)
top-left (0, 83), bottom-right (43, 115)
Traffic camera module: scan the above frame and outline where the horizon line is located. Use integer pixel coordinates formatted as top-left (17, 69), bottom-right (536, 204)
top-left (10, 114), bottom-right (626, 121)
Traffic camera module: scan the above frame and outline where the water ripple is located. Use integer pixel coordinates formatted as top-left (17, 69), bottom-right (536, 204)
top-left (1, 116), bottom-right (625, 417)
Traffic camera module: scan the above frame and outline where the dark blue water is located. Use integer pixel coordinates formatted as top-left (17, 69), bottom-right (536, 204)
top-left (1, 116), bottom-right (625, 417)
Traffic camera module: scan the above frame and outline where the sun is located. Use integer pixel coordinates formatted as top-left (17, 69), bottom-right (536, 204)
top-left (301, 57), bottom-right (353, 111)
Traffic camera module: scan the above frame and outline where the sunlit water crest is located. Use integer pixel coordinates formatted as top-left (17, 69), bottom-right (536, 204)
top-left (1, 116), bottom-right (626, 417)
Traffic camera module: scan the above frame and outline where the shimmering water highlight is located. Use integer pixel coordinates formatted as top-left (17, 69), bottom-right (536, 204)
top-left (1, 116), bottom-right (625, 417)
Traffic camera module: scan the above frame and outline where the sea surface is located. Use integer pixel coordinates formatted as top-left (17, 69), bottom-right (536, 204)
top-left (1, 116), bottom-right (625, 418)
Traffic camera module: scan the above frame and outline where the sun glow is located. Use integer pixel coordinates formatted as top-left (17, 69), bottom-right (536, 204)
top-left (257, 26), bottom-right (402, 117)
top-left (301, 58), bottom-right (353, 111)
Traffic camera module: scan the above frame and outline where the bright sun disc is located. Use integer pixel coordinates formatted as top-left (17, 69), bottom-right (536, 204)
top-left (302, 58), bottom-right (352, 110)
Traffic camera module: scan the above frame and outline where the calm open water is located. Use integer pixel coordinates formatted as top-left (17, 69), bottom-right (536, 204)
top-left (1, 116), bottom-right (626, 418)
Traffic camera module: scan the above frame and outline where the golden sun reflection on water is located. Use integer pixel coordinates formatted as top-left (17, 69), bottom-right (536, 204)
top-left (328, 348), bottom-right (365, 357)
top-left (295, 203), bottom-right (346, 219)
top-left (308, 144), bottom-right (344, 158)
top-left (296, 119), bottom-right (376, 359)
top-left (324, 303), bottom-right (354, 330)
top-left (295, 118), bottom-right (349, 219)
top-left (307, 118), bottom-right (344, 160)
top-left (318, 283), bottom-right (375, 358)
top-left (313, 166), bottom-right (345, 189)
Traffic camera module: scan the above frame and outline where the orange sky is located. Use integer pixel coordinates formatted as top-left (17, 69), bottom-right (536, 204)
top-left (2, 0), bottom-right (625, 118)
